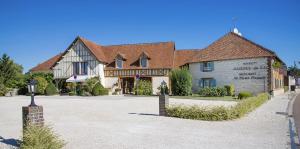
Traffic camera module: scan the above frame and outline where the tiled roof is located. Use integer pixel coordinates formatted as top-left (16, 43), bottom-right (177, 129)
top-left (190, 32), bottom-right (276, 63)
top-left (174, 49), bottom-right (200, 68)
top-left (30, 53), bottom-right (63, 72)
top-left (30, 32), bottom-right (283, 72)
top-left (102, 42), bottom-right (175, 70)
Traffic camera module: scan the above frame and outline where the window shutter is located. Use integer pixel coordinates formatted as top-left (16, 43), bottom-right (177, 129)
top-left (211, 62), bottom-right (214, 71)
top-left (198, 79), bottom-right (203, 88)
top-left (200, 63), bottom-right (203, 72)
top-left (211, 79), bottom-right (217, 87)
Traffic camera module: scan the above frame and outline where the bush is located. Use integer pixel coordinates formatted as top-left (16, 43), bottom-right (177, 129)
top-left (21, 125), bottom-right (65, 149)
top-left (198, 87), bottom-right (226, 97)
top-left (66, 83), bottom-right (76, 93)
top-left (0, 83), bottom-right (8, 96)
top-left (224, 84), bottom-right (235, 96)
top-left (170, 69), bottom-right (192, 96)
top-left (92, 82), bottom-right (108, 96)
top-left (45, 83), bottom-right (58, 95)
top-left (68, 91), bottom-right (76, 96)
top-left (238, 91), bottom-right (252, 100)
top-left (84, 77), bottom-right (100, 93)
top-left (33, 76), bottom-right (48, 95)
top-left (167, 93), bottom-right (269, 121)
top-left (134, 80), bottom-right (152, 95)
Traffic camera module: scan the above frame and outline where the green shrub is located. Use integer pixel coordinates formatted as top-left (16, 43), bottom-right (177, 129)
top-left (66, 83), bottom-right (76, 93)
top-left (198, 87), bottom-right (226, 97)
top-left (84, 77), bottom-right (100, 93)
top-left (92, 82), bottom-right (108, 96)
top-left (0, 83), bottom-right (8, 96)
top-left (170, 69), bottom-right (192, 96)
top-left (33, 76), bottom-right (48, 95)
top-left (45, 83), bottom-right (58, 95)
top-left (134, 80), bottom-right (152, 95)
top-left (238, 91), bottom-right (252, 99)
top-left (167, 93), bottom-right (269, 121)
top-left (224, 84), bottom-right (235, 96)
top-left (21, 125), bottom-right (65, 149)
top-left (68, 91), bottom-right (76, 96)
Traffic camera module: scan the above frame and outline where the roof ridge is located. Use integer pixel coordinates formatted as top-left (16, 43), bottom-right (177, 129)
top-left (104, 41), bottom-right (174, 47)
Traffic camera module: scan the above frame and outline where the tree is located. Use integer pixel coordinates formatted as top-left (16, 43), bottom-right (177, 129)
top-left (0, 53), bottom-right (25, 88)
top-left (288, 62), bottom-right (300, 78)
top-left (170, 69), bottom-right (192, 96)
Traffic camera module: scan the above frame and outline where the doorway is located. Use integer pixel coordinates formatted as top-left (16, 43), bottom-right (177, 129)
top-left (121, 77), bottom-right (134, 94)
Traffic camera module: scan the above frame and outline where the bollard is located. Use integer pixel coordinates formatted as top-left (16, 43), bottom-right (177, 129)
top-left (159, 94), bottom-right (169, 116)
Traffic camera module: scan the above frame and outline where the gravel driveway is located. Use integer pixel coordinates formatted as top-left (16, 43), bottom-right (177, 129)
top-left (0, 95), bottom-right (290, 149)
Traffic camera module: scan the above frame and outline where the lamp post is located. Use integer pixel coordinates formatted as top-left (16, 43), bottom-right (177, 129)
top-left (27, 80), bottom-right (37, 106)
top-left (161, 80), bottom-right (167, 95)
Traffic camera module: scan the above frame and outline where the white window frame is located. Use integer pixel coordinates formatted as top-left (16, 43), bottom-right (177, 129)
top-left (140, 56), bottom-right (148, 68)
top-left (116, 58), bottom-right (123, 69)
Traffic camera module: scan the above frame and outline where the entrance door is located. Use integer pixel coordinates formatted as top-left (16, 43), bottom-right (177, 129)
top-left (121, 77), bottom-right (134, 94)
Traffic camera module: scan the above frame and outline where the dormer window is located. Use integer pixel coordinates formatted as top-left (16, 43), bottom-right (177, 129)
top-left (140, 57), bottom-right (148, 68)
top-left (116, 58), bottom-right (123, 69)
top-left (115, 53), bottom-right (126, 69)
top-left (139, 52), bottom-right (150, 68)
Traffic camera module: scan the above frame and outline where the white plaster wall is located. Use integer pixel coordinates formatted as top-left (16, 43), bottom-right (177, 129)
top-left (189, 57), bottom-right (269, 95)
top-left (104, 77), bottom-right (118, 89)
top-left (152, 77), bottom-right (169, 95)
top-left (98, 64), bottom-right (105, 86)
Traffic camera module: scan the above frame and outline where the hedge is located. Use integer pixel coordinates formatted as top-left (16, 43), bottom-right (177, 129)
top-left (238, 91), bottom-right (252, 99)
top-left (198, 87), bottom-right (227, 97)
top-left (92, 82), bottom-right (108, 96)
top-left (170, 69), bottom-right (192, 96)
top-left (134, 80), bottom-right (152, 95)
top-left (166, 93), bottom-right (269, 121)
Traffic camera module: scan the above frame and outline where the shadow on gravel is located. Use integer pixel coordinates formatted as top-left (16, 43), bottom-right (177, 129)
top-left (0, 136), bottom-right (20, 147)
top-left (128, 113), bottom-right (159, 116)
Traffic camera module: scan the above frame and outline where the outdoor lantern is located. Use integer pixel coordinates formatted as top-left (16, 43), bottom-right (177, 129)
top-left (27, 80), bottom-right (37, 106)
top-left (161, 80), bottom-right (167, 95)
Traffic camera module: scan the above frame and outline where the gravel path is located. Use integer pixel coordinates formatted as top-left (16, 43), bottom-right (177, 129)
top-left (0, 94), bottom-right (290, 149)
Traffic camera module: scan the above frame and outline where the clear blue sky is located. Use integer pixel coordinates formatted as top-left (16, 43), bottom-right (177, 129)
top-left (0, 0), bottom-right (299, 72)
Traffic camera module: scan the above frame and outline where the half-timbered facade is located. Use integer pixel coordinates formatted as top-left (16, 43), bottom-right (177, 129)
top-left (30, 31), bottom-right (286, 95)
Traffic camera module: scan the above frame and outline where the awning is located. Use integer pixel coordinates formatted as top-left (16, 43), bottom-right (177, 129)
top-left (66, 75), bottom-right (93, 83)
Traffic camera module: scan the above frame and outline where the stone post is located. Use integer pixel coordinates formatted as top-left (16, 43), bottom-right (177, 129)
top-left (22, 106), bottom-right (44, 130)
top-left (159, 94), bottom-right (169, 116)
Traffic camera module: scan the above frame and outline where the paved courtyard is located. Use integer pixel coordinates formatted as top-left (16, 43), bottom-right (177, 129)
top-left (0, 94), bottom-right (291, 149)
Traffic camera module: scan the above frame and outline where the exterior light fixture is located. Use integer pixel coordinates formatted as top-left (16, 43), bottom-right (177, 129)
top-left (27, 80), bottom-right (37, 106)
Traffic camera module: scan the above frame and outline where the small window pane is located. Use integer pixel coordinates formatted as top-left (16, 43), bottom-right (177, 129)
top-left (141, 57), bottom-right (147, 68)
top-left (73, 62), bottom-right (80, 75)
top-left (81, 62), bottom-right (88, 75)
top-left (116, 59), bottom-right (122, 68)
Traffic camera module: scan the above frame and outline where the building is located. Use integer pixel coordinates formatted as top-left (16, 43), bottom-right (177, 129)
top-left (30, 31), bottom-right (286, 95)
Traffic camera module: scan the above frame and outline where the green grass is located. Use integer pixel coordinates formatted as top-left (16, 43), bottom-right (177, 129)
top-left (171, 94), bottom-right (236, 101)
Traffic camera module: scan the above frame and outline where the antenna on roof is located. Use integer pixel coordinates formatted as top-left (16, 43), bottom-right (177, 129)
top-left (231, 17), bottom-right (242, 36)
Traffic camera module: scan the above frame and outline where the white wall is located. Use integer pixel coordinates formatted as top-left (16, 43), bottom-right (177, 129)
top-left (189, 57), bottom-right (269, 95)
top-left (104, 77), bottom-right (119, 89)
top-left (152, 77), bottom-right (169, 95)
top-left (53, 40), bottom-right (102, 79)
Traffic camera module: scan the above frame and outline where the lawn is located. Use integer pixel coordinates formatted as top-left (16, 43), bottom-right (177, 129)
top-left (171, 94), bottom-right (237, 101)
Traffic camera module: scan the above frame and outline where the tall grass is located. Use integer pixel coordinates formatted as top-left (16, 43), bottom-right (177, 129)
top-left (21, 125), bottom-right (66, 149)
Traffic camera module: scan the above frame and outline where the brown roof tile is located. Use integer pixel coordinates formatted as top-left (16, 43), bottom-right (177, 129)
top-left (190, 32), bottom-right (275, 63)
top-left (30, 53), bottom-right (63, 72)
top-left (174, 49), bottom-right (200, 68)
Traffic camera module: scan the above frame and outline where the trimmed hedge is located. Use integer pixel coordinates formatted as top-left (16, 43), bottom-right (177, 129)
top-left (198, 87), bottom-right (227, 97)
top-left (166, 93), bottom-right (269, 121)
top-left (238, 91), bottom-right (252, 100)
top-left (21, 125), bottom-right (65, 149)
top-left (45, 83), bottom-right (58, 95)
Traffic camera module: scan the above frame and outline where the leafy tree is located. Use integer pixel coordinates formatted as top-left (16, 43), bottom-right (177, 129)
top-left (170, 69), bottom-right (192, 96)
top-left (288, 62), bottom-right (300, 78)
top-left (34, 76), bottom-right (48, 95)
top-left (0, 54), bottom-right (24, 88)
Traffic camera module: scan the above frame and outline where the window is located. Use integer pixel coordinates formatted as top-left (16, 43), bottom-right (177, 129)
top-left (202, 62), bottom-right (214, 72)
top-left (199, 78), bottom-right (216, 88)
top-left (116, 59), bottom-right (123, 69)
top-left (73, 62), bottom-right (80, 75)
top-left (73, 62), bottom-right (88, 75)
top-left (81, 62), bottom-right (88, 75)
top-left (140, 57), bottom-right (148, 68)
